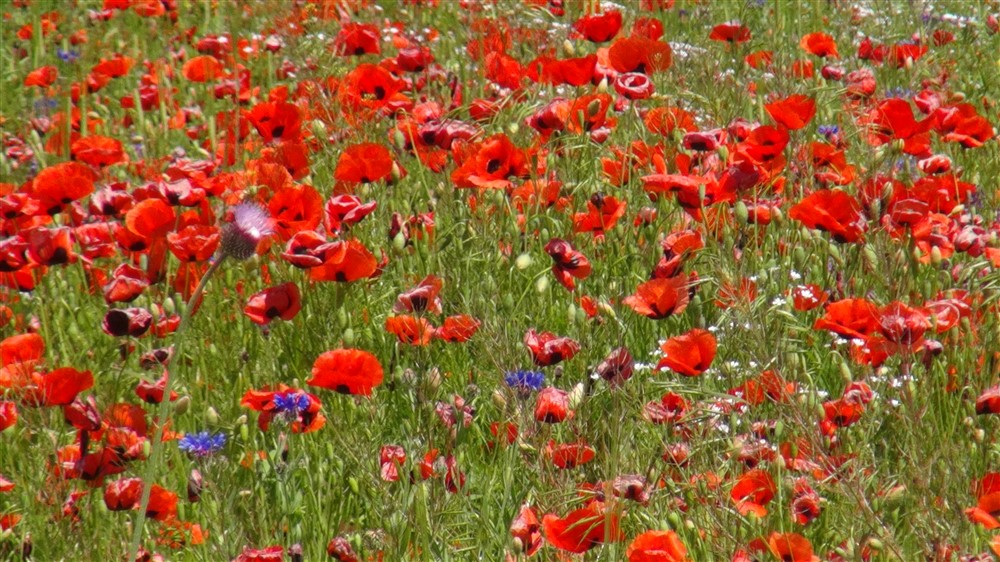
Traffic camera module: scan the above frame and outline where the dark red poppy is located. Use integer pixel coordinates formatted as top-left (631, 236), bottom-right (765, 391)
top-left (308, 348), bottom-right (384, 395)
top-left (595, 347), bottom-right (634, 386)
top-left (626, 530), bottom-right (690, 562)
top-left (709, 21), bottom-right (751, 43)
top-left (765, 94), bottom-right (816, 130)
top-left (335, 143), bottom-right (394, 184)
top-left (104, 477), bottom-right (143, 511)
top-left (542, 501), bottom-right (622, 553)
top-left (244, 282), bottom-right (302, 325)
top-left (333, 23), bottom-right (381, 56)
top-left (976, 386), bottom-right (1000, 415)
top-left (534, 387), bottom-right (571, 423)
top-left (102, 307), bottom-right (153, 337)
top-left (545, 440), bottom-right (595, 468)
top-left (791, 479), bottom-right (822, 525)
top-left (800, 32), bottom-right (838, 58)
top-left (434, 315), bottom-right (480, 343)
top-left (327, 536), bottom-right (360, 562)
top-left (509, 505), bottom-right (542, 557)
top-left (623, 276), bottom-right (690, 319)
top-left (544, 239), bottom-right (591, 291)
top-left (308, 239), bottom-right (378, 282)
top-left (573, 10), bottom-right (622, 43)
top-left (523, 329), bottom-right (580, 366)
top-left (789, 189), bottom-right (866, 243)
top-left (395, 275), bottom-right (443, 313)
top-left (657, 329), bottom-right (717, 376)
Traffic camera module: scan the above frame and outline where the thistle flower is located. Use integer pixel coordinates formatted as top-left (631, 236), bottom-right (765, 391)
top-left (220, 203), bottom-right (273, 261)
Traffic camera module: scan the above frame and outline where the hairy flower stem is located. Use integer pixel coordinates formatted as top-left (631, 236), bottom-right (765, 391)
top-left (127, 254), bottom-right (227, 560)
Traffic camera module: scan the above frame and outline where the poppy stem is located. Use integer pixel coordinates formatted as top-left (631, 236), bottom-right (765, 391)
top-left (126, 254), bottom-right (227, 561)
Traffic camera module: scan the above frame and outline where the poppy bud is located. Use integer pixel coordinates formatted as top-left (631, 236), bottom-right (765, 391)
top-left (188, 469), bottom-right (203, 502)
top-left (734, 201), bottom-right (749, 225)
top-left (204, 406), bottom-right (220, 425)
top-left (173, 395), bottom-right (190, 415)
top-left (562, 39), bottom-right (575, 56)
top-left (535, 276), bottom-right (549, 294)
top-left (515, 253), bottom-right (533, 270)
top-left (343, 328), bottom-right (355, 346)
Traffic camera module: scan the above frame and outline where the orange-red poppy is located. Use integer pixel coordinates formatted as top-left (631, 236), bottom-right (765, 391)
top-left (509, 505), bottom-right (542, 557)
top-left (544, 239), bottom-right (591, 291)
top-left (608, 36), bottom-right (672, 73)
top-left (268, 185), bottom-right (323, 241)
top-left (657, 329), bottom-right (717, 376)
top-left (1, 333), bottom-right (44, 366)
top-left (545, 440), bottom-right (595, 468)
top-left (31, 161), bottom-right (98, 215)
top-left (799, 32), bottom-right (838, 58)
top-left (535, 387), bottom-right (571, 424)
top-left (434, 315), bottom-right (480, 343)
top-left (623, 276), bottom-right (690, 320)
top-left (710, 21), bottom-right (751, 44)
top-left (24, 65), bottom-right (58, 87)
top-left (731, 469), bottom-right (776, 516)
top-left (125, 198), bottom-right (176, 240)
top-left (766, 532), bottom-right (819, 562)
top-left (335, 143), bottom-right (394, 184)
top-left (182, 55), bottom-right (225, 82)
top-left (385, 315), bottom-right (434, 346)
top-left (308, 239), bottom-right (378, 282)
top-left (542, 501), bottom-right (622, 553)
top-left (626, 530), bottom-right (690, 562)
top-left (308, 348), bottom-right (384, 395)
top-left (572, 193), bottom-right (626, 236)
top-left (789, 189), bottom-right (866, 243)
top-left (0, 402), bottom-right (17, 432)
top-left (765, 94), bottom-right (816, 130)
top-left (573, 9), bottom-right (622, 42)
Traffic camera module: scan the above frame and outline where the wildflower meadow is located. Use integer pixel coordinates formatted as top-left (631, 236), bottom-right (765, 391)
top-left (3, 0), bottom-right (1000, 560)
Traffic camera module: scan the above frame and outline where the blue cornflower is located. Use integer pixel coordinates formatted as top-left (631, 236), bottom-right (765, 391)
top-left (57, 48), bottom-right (80, 63)
top-left (504, 370), bottom-right (545, 394)
top-left (818, 125), bottom-right (839, 136)
top-left (273, 392), bottom-right (310, 418)
top-left (885, 86), bottom-right (912, 99)
top-left (178, 431), bottom-right (226, 458)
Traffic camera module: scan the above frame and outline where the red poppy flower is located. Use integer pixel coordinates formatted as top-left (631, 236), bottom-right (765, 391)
top-left (545, 440), bottom-right (595, 468)
top-left (385, 315), bottom-right (434, 346)
top-left (595, 347), bottom-right (634, 387)
top-left (0, 401), bottom-right (17, 432)
top-left (812, 298), bottom-right (878, 339)
top-left (92, 55), bottom-right (134, 78)
top-left (333, 23), bottom-right (381, 56)
top-left (395, 275), bottom-right (443, 313)
top-left (626, 530), bottom-right (690, 562)
top-left (451, 134), bottom-right (530, 189)
top-left (875, 301), bottom-right (929, 346)
top-left (766, 532), bottom-right (819, 562)
top-left (135, 371), bottom-right (178, 404)
top-left (247, 101), bottom-right (302, 144)
top-left (434, 315), bottom-right (480, 343)
top-left (308, 348), bottom-right (384, 395)
top-left (934, 103), bottom-right (996, 148)
top-left (789, 189), bottom-right (866, 243)
top-left (510, 505), bottom-right (542, 556)
top-left (104, 477), bottom-right (143, 511)
top-left (573, 10), bottom-right (622, 43)
top-left (339, 63), bottom-right (406, 116)
top-left (24, 226), bottom-right (76, 267)
top-left (613, 72), bottom-right (655, 100)
top-left (731, 469), bottom-right (776, 516)
top-left (976, 386), bottom-right (1000, 415)
top-left (799, 32), bottom-right (838, 58)
top-left (24, 65), bottom-right (58, 87)
top-left (643, 107), bottom-right (697, 136)
top-left (308, 239), bottom-right (378, 282)
top-left (544, 238), bottom-right (591, 291)
top-left (862, 98), bottom-right (932, 156)
top-left (324, 194), bottom-right (378, 234)
top-left (335, 143), bottom-right (394, 184)
top-left (25, 367), bottom-right (94, 407)
top-left (244, 282), bottom-right (301, 325)
top-left (233, 546), bottom-right (284, 562)
top-left (535, 387), bottom-right (571, 423)
top-left (125, 198), bottom-right (176, 240)
top-left (966, 473), bottom-right (1000, 529)
top-left (379, 445), bottom-right (407, 482)
top-left (791, 479), bottom-right (822, 525)
top-left (240, 385), bottom-right (325, 433)
top-left (765, 94), bottom-right (816, 130)
top-left (523, 329), bottom-right (580, 366)
top-left (572, 193), bottom-right (626, 236)
top-left (542, 501), bottom-right (622, 553)
top-left (1, 333), bottom-right (44, 366)
top-left (623, 276), bottom-right (690, 320)
top-left (166, 225), bottom-right (220, 263)
top-left (643, 392), bottom-right (689, 425)
top-left (103, 263), bottom-right (149, 304)
top-left (31, 161), bottom-right (98, 215)
top-left (657, 329), bottom-right (717, 376)
top-left (710, 21), bottom-right (752, 44)
top-left (567, 93), bottom-right (615, 134)
top-left (268, 185), bottom-right (323, 241)
top-left (182, 55), bottom-right (225, 82)
top-left (608, 36), bottom-right (672, 73)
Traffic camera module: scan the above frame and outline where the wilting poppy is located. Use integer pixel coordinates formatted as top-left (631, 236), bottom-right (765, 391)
top-left (657, 329), bottom-right (717, 376)
top-left (543, 501), bottom-right (622, 553)
top-left (623, 276), bottom-right (690, 320)
top-left (789, 189), bottom-right (866, 243)
top-left (509, 505), bottom-right (542, 556)
top-left (791, 479), bottom-right (822, 525)
top-left (335, 143), bottom-right (394, 184)
top-left (544, 238), bottom-right (591, 291)
top-left (626, 530), bottom-right (690, 562)
top-left (731, 469), bottom-right (777, 517)
top-left (308, 348), bottom-right (384, 395)
top-left (104, 477), bottom-right (143, 511)
top-left (523, 329), bottom-right (580, 366)
top-left (102, 307), bottom-right (153, 337)
top-left (379, 445), bottom-right (407, 482)
top-left (594, 347), bottom-right (634, 387)
top-left (535, 387), bottom-right (571, 423)
top-left (244, 282), bottom-right (302, 325)
top-left (135, 371), bottom-right (178, 404)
